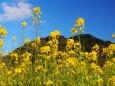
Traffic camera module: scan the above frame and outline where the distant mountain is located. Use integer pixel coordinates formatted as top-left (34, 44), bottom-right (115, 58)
top-left (2, 34), bottom-right (113, 67)
top-left (71, 34), bottom-right (111, 52)
top-left (14, 34), bottom-right (112, 53)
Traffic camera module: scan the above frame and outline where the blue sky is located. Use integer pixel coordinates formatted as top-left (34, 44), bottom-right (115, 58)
top-left (0, 0), bottom-right (115, 54)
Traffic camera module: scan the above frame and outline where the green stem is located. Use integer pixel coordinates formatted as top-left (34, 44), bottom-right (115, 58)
top-left (22, 27), bottom-right (25, 46)
top-left (12, 40), bottom-right (14, 50)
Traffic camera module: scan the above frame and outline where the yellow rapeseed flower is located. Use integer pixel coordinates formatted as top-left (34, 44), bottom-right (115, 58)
top-left (67, 39), bottom-right (75, 45)
top-left (50, 30), bottom-right (60, 38)
top-left (68, 50), bottom-right (75, 55)
top-left (35, 37), bottom-right (41, 44)
top-left (40, 46), bottom-right (51, 53)
top-left (33, 7), bottom-right (42, 15)
top-left (1, 62), bottom-right (5, 66)
top-left (96, 68), bottom-right (104, 75)
top-left (0, 51), bottom-right (3, 55)
top-left (31, 42), bottom-right (36, 47)
top-left (66, 57), bottom-right (76, 66)
top-left (21, 21), bottom-right (27, 27)
top-left (21, 52), bottom-right (32, 58)
top-left (12, 36), bottom-right (16, 40)
top-left (7, 70), bottom-right (12, 75)
top-left (97, 78), bottom-right (103, 85)
top-left (35, 65), bottom-right (43, 72)
top-left (48, 40), bottom-right (53, 45)
top-left (108, 76), bottom-right (115, 85)
top-left (111, 58), bottom-right (115, 63)
top-left (90, 63), bottom-right (97, 69)
top-left (46, 79), bottom-right (53, 85)
top-left (74, 18), bottom-right (85, 32)
top-left (70, 27), bottom-right (78, 33)
top-left (14, 68), bottom-right (22, 74)
top-left (92, 44), bottom-right (99, 51)
top-left (91, 51), bottom-right (98, 61)
top-left (25, 38), bottom-right (30, 44)
top-left (0, 28), bottom-right (7, 37)
top-left (23, 57), bottom-right (30, 63)
top-left (9, 52), bottom-right (19, 60)
top-left (20, 63), bottom-right (26, 68)
top-left (75, 18), bottom-right (84, 27)
top-left (112, 33), bottom-right (115, 38)
top-left (0, 39), bottom-right (4, 47)
top-left (104, 61), bottom-right (113, 68)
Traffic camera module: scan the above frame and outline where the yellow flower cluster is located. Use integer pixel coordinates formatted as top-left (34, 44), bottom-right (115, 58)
top-left (70, 27), bottom-right (78, 34)
top-left (70, 18), bottom-right (85, 33)
top-left (103, 44), bottom-right (115, 58)
top-left (112, 33), bottom-right (115, 38)
top-left (0, 39), bottom-right (4, 47)
top-left (66, 39), bottom-right (75, 50)
top-left (21, 22), bottom-right (27, 27)
top-left (0, 25), bottom-right (7, 56)
top-left (90, 63), bottom-right (104, 75)
top-left (21, 52), bottom-right (32, 58)
top-left (108, 76), bottom-right (115, 85)
top-left (87, 53), bottom-right (96, 61)
top-left (6, 70), bottom-right (12, 75)
top-left (67, 39), bottom-right (75, 45)
top-left (97, 78), bottom-right (103, 85)
top-left (12, 36), bottom-right (16, 40)
top-left (0, 62), bottom-right (6, 69)
top-left (91, 51), bottom-right (98, 61)
top-left (0, 51), bottom-right (3, 55)
top-left (31, 42), bottom-right (36, 47)
top-left (35, 65), bottom-right (43, 72)
top-left (0, 25), bottom-right (7, 37)
top-left (32, 7), bottom-right (42, 16)
top-left (32, 7), bottom-right (42, 25)
top-left (40, 46), bottom-right (50, 53)
top-left (25, 38), bottom-right (30, 44)
top-left (68, 50), bottom-right (75, 55)
top-left (14, 68), bottom-right (22, 74)
top-left (46, 79), bottom-right (53, 85)
top-left (9, 52), bottom-right (19, 60)
top-left (92, 44), bottom-right (99, 52)
top-left (50, 30), bottom-right (60, 38)
top-left (66, 57), bottom-right (77, 66)
top-left (20, 52), bottom-right (32, 64)
top-left (75, 18), bottom-right (85, 27)
top-left (104, 61), bottom-right (113, 68)
top-left (1, 62), bottom-right (6, 66)
top-left (35, 37), bottom-right (41, 44)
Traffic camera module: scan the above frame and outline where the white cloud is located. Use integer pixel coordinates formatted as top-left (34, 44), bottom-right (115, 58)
top-left (0, 1), bottom-right (33, 22)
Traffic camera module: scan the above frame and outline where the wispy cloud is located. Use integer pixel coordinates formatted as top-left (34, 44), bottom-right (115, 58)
top-left (0, 0), bottom-right (33, 22)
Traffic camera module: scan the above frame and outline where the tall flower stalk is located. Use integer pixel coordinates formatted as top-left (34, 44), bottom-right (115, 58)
top-left (12, 36), bottom-right (16, 50)
top-left (31, 7), bottom-right (42, 85)
top-left (70, 18), bottom-right (85, 55)
top-left (75, 18), bottom-right (85, 52)
top-left (70, 18), bottom-right (85, 85)
top-left (112, 33), bottom-right (115, 43)
top-left (21, 22), bottom-right (27, 46)
top-left (32, 7), bottom-right (42, 39)
top-left (32, 7), bottom-right (42, 65)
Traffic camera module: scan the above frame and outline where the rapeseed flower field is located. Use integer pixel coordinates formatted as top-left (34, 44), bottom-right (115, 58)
top-left (0, 6), bottom-right (115, 86)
